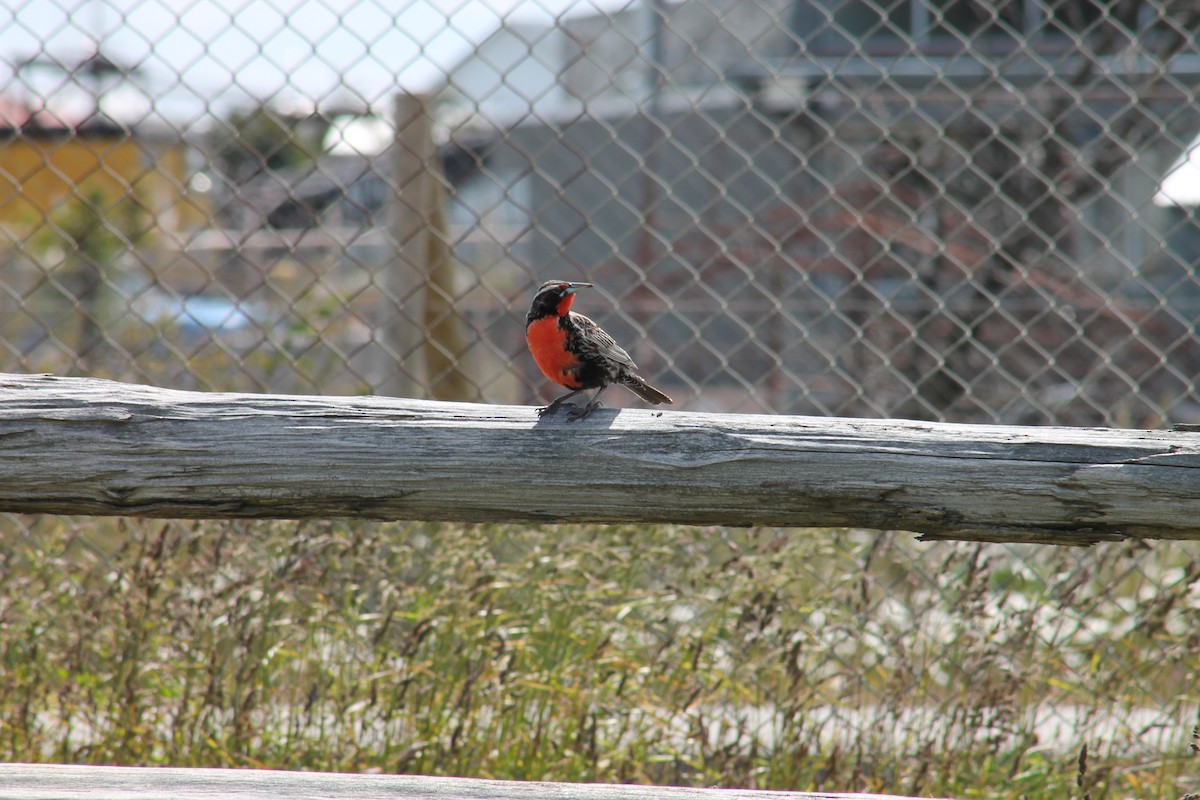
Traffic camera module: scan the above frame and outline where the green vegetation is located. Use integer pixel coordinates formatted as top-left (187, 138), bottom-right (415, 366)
top-left (210, 104), bottom-right (326, 185)
top-left (0, 517), bottom-right (1196, 798)
top-left (7, 191), bottom-right (147, 378)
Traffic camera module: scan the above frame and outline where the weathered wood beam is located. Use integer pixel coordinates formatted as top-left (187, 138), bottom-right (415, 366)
top-left (2, 372), bottom-right (1200, 545)
top-left (0, 763), bottom-right (937, 800)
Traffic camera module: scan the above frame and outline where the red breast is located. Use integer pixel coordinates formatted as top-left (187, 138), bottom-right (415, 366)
top-left (526, 314), bottom-right (583, 388)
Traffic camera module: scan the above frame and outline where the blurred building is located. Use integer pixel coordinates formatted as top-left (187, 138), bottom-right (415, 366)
top-left (172, 0), bottom-right (1200, 418)
top-left (432, 0), bottom-right (1200, 421)
top-left (0, 102), bottom-right (208, 241)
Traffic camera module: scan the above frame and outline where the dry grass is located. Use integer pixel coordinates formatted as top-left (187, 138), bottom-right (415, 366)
top-left (0, 516), bottom-right (1197, 798)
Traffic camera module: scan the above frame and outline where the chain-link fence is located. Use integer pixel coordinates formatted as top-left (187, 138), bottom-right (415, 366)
top-left (2, 0), bottom-right (1200, 795)
top-left (4, 0), bottom-right (1200, 425)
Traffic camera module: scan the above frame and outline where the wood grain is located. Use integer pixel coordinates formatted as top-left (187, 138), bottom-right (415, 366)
top-left (0, 763), bottom-right (935, 800)
top-left (3, 372), bottom-right (1199, 544)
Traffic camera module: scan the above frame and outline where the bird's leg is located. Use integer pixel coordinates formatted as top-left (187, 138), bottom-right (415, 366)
top-left (538, 387), bottom-right (587, 417)
top-left (566, 386), bottom-right (607, 422)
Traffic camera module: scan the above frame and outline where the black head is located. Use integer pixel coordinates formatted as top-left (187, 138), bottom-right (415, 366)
top-left (526, 280), bottom-right (593, 323)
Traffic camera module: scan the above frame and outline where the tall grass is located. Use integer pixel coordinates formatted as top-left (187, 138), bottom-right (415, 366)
top-left (0, 516), bottom-right (1196, 798)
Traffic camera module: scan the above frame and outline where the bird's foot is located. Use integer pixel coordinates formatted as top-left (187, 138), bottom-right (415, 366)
top-left (537, 400), bottom-right (573, 418)
top-left (566, 401), bottom-right (603, 422)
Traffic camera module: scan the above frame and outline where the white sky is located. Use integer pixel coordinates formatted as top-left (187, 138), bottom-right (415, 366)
top-left (1154, 132), bottom-right (1200, 207)
top-left (0, 0), bottom-right (630, 124)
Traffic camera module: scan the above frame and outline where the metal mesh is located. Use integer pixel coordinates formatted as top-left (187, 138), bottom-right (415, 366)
top-left (2, 0), bottom-right (1200, 790)
top-left (3, 0), bottom-right (1199, 425)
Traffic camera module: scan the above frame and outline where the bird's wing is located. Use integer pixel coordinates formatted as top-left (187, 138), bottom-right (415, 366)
top-left (570, 312), bottom-right (638, 370)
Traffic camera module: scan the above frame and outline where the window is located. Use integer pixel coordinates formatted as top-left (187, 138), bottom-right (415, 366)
top-left (798, 0), bottom-right (1179, 53)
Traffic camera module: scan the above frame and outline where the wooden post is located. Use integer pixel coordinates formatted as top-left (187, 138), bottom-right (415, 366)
top-left (375, 92), bottom-right (427, 397)
top-left (378, 92), bottom-right (473, 400)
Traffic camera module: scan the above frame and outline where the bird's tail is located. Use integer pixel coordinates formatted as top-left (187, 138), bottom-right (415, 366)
top-left (620, 373), bottom-right (673, 405)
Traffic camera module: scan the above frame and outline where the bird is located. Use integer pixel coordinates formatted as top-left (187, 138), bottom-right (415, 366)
top-left (525, 280), bottom-right (672, 421)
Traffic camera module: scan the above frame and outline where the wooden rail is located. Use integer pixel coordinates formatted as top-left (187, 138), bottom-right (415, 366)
top-left (2, 372), bottom-right (1200, 544)
top-left (0, 763), bottom-right (934, 800)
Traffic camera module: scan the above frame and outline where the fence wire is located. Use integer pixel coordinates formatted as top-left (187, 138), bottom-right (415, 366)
top-left (2, 0), bottom-right (1200, 794)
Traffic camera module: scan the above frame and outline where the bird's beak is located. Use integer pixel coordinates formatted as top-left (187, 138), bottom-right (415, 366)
top-left (563, 282), bottom-right (594, 295)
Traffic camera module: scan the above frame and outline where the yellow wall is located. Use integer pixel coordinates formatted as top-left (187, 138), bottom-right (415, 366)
top-left (0, 130), bottom-right (210, 236)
